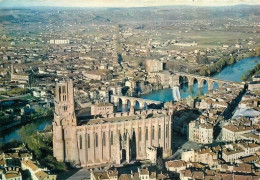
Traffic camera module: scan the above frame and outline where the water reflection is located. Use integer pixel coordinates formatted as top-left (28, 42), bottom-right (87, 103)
top-left (141, 56), bottom-right (260, 102)
top-left (0, 117), bottom-right (52, 144)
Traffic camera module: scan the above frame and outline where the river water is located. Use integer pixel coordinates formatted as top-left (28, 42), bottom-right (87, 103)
top-left (1, 56), bottom-right (259, 144)
top-left (140, 56), bottom-right (260, 101)
top-left (0, 117), bottom-right (53, 144)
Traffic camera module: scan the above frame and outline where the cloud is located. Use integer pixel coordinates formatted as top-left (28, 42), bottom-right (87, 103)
top-left (0, 0), bottom-right (259, 8)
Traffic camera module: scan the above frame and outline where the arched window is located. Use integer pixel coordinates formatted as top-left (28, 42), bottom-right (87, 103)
top-left (95, 133), bottom-right (98, 147)
top-left (110, 132), bottom-right (113, 145)
top-left (103, 132), bottom-right (106, 146)
top-left (79, 135), bottom-right (82, 149)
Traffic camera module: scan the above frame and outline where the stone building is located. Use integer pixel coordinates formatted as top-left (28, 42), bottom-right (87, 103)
top-left (2, 167), bottom-right (22, 180)
top-left (145, 59), bottom-right (163, 73)
top-left (248, 81), bottom-right (260, 91)
top-left (222, 143), bottom-right (260, 163)
top-left (148, 71), bottom-right (180, 88)
top-left (53, 80), bottom-right (174, 167)
top-left (21, 160), bottom-right (57, 180)
top-left (10, 63), bottom-right (32, 84)
top-left (222, 124), bottom-right (254, 142)
top-left (90, 168), bottom-right (170, 180)
top-left (166, 160), bottom-right (187, 173)
top-left (91, 102), bottom-right (115, 116)
top-left (49, 39), bottom-right (70, 45)
top-left (181, 146), bottom-right (220, 168)
top-left (188, 121), bottom-right (213, 144)
top-left (82, 70), bottom-right (112, 81)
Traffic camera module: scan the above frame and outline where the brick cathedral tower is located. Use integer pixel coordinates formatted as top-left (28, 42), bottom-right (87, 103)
top-left (53, 80), bottom-right (79, 165)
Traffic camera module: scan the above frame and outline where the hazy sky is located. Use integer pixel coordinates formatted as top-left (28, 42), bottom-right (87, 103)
top-left (0, 0), bottom-right (259, 8)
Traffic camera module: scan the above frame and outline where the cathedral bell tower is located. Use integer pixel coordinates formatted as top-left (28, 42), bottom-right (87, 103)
top-left (53, 79), bottom-right (79, 165)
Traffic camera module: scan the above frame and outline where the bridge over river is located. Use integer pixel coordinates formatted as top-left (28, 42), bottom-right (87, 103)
top-left (175, 72), bottom-right (243, 91)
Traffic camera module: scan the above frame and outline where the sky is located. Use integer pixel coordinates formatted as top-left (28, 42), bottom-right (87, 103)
top-left (0, 0), bottom-right (259, 8)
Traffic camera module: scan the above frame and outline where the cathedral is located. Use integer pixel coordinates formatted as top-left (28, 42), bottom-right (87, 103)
top-left (53, 80), bottom-right (174, 167)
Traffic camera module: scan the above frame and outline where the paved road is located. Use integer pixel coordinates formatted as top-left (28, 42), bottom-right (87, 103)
top-left (66, 169), bottom-right (91, 180)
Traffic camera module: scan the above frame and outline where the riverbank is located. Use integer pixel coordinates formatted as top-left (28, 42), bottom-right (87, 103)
top-left (241, 63), bottom-right (260, 81)
top-left (0, 114), bottom-right (53, 133)
top-left (141, 56), bottom-right (260, 102)
top-left (140, 56), bottom-right (259, 98)
top-left (213, 56), bottom-right (260, 82)
top-left (198, 53), bottom-right (257, 77)
top-left (0, 116), bottom-right (53, 144)
top-left (139, 85), bottom-right (164, 96)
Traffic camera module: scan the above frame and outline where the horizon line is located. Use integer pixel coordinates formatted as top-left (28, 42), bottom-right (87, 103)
top-left (0, 4), bottom-right (259, 9)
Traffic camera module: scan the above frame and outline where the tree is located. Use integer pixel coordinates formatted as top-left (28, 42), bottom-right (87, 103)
top-left (196, 55), bottom-right (209, 64)
top-left (228, 56), bottom-right (235, 65)
top-left (199, 66), bottom-right (208, 76)
top-left (18, 124), bottom-right (67, 172)
top-left (255, 47), bottom-right (260, 56)
top-left (18, 124), bottom-right (37, 142)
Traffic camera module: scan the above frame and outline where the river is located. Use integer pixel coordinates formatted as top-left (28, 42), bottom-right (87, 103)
top-left (0, 117), bottom-right (53, 144)
top-left (140, 56), bottom-right (260, 101)
top-left (0, 56), bottom-right (259, 144)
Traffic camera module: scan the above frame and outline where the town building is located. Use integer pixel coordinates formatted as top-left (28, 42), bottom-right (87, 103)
top-left (90, 168), bottom-right (170, 180)
top-left (49, 39), bottom-right (70, 45)
top-left (82, 70), bottom-right (112, 81)
top-left (21, 160), bottom-right (57, 180)
top-left (222, 124), bottom-right (254, 142)
top-left (145, 59), bottom-right (163, 73)
top-left (91, 102), bottom-right (115, 116)
top-left (2, 167), bottom-right (22, 180)
top-left (166, 160), bottom-right (187, 173)
top-left (248, 81), bottom-right (260, 91)
top-left (10, 63), bottom-right (32, 84)
top-left (188, 121), bottom-right (213, 144)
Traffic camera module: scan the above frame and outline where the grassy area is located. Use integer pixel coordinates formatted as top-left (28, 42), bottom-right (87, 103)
top-left (20, 94), bottom-right (38, 101)
top-left (0, 87), bottom-right (29, 96)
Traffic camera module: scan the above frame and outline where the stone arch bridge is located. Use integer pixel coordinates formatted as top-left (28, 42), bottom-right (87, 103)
top-left (111, 95), bottom-right (162, 109)
top-left (174, 72), bottom-right (243, 91)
